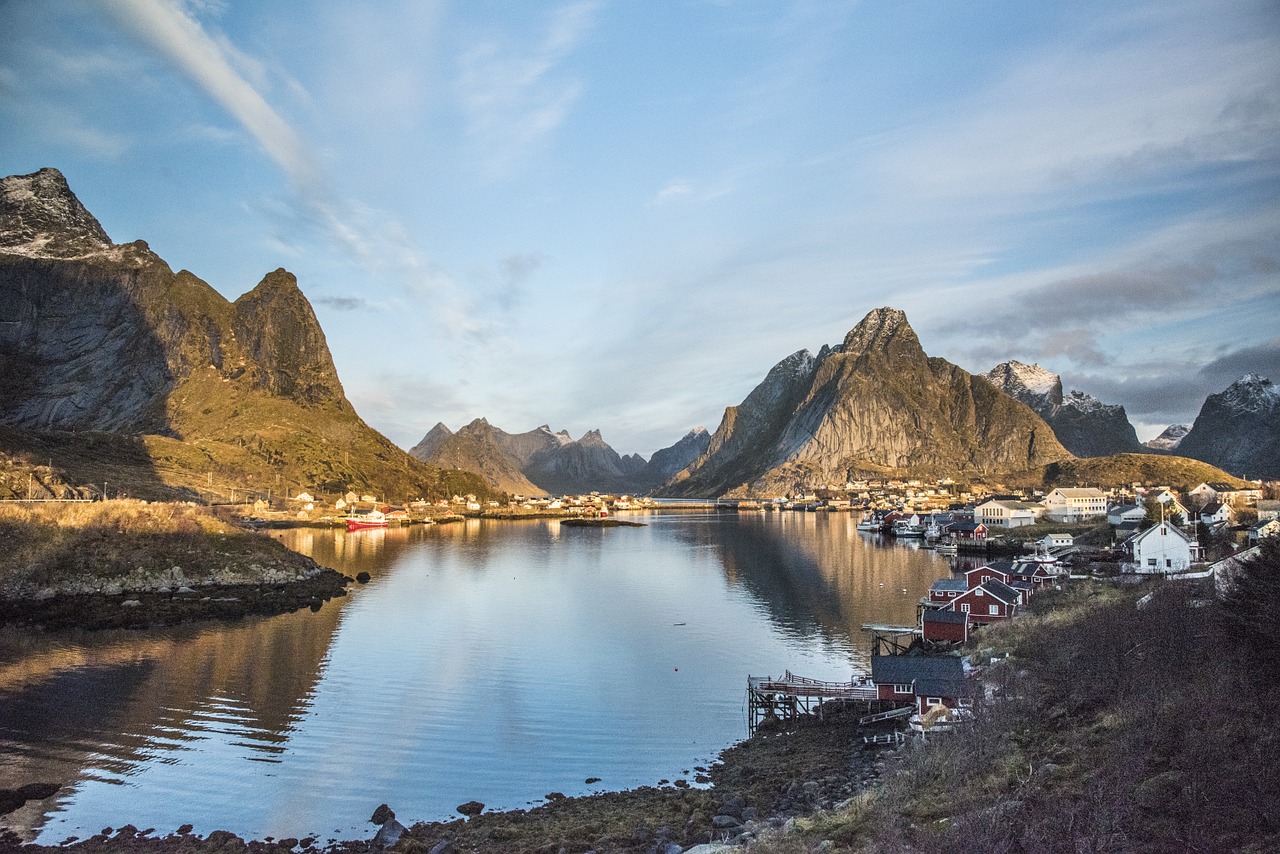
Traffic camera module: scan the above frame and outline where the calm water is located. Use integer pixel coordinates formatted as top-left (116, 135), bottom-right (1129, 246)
top-left (0, 512), bottom-right (946, 843)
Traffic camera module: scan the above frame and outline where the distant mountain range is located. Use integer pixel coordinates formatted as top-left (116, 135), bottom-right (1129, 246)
top-left (410, 419), bottom-right (709, 496)
top-left (0, 167), bottom-right (491, 502)
top-left (981, 361), bottom-right (1144, 458)
top-left (1143, 424), bottom-right (1189, 452)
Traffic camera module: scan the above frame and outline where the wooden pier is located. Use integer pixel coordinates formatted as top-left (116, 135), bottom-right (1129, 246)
top-left (746, 671), bottom-right (882, 733)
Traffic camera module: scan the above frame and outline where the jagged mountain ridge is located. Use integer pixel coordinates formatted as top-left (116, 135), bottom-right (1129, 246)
top-left (665, 308), bottom-right (1073, 497)
top-left (1144, 424), bottom-right (1189, 451)
top-left (410, 421), bottom-right (710, 495)
top-left (0, 167), bottom-right (491, 501)
top-left (1176, 374), bottom-right (1280, 479)
top-left (982, 361), bottom-right (1143, 457)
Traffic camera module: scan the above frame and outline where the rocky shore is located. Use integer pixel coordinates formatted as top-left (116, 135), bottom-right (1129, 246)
top-left (0, 711), bottom-right (888, 854)
top-left (0, 500), bottom-right (350, 630)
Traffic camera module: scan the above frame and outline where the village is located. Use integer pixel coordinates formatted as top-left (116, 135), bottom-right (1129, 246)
top-left (746, 477), bottom-right (1278, 745)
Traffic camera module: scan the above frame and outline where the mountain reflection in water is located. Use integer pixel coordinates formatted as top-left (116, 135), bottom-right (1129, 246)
top-left (0, 513), bottom-right (944, 842)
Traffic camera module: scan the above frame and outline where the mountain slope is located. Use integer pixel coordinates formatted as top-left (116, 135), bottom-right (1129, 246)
top-left (1144, 424), bottom-right (1189, 452)
top-left (666, 308), bottom-right (1072, 497)
top-left (1176, 374), bottom-right (1280, 479)
top-left (982, 361), bottom-right (1143, 457)
top-left (409, 419), bottom-right (547, 496)
top-left (0, 167), bottom-right (491, 502)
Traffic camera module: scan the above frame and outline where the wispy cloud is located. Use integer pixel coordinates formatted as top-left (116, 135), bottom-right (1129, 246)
top-left (456, 1), bottom-right (599, 178)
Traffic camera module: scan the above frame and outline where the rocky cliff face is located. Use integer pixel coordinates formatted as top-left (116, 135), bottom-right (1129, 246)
top-left (0, 167), bottom-right (490, 501)
top-left (665, 308), bottom-right (1072, 497)
top-left (409, 419), bottom-right (548, 496)
top-left (1144, 424), bottom-right (1189, 451)
top-left (1177, 374), bottom-right (1280, 478)
top-left (644, 427), bottom-right (710, 484)
top-left (982, 360), bottom-right (1142, 457)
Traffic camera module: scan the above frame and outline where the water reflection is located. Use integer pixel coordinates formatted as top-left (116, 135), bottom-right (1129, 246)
top-left (0, 514), bottom-right (946, 842)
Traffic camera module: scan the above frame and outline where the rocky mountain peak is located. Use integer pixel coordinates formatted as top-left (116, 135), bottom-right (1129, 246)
top-left (983, 361), bottom-right (1063, 406)
top-left (232, 268), bottom-right (345, 407)
top-left (840, 307), bottom-right (919, 357)
top-left (1220, 373), bottom-right (1278, 413)
top-left (579, 429), bottom-right (607, 448)
top-left (1144, 424), bottom-right (1189, 451)
top-left (0, 167), bottom-right (113, 258)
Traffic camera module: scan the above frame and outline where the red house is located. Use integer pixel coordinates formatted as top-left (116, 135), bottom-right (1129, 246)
top-left (921, 608), bottom-right (969, 644)
top-left (963, 561), bottom-right (1012, 589)
top-left (946, 578), bottom-right (1021, 625)
top-left (870, 654), bottom-right (969, 714)
top-left (946, 521), bottom-right (988, 542)
top-left (928, 577), bottom-right (968, 604)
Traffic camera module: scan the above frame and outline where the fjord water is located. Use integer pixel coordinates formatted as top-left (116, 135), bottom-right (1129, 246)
top-left (0, 512), bottom-right (945, 842)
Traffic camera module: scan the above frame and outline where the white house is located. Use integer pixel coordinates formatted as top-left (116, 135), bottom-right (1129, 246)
top-left (1042, 488), bottom-right (1107, 523)
top-left (1039, 533), bottom-right (1074, 550)
top-left (1197, 501), bottom-right (1232, 527)
top-left (1248, 518), bottom-right (1280, 544)
top-left (1125, 523), bottom-right (1201, 574)
top-left (975, 499), bottom-right (1044, 528)
top-left (1255, 500), bottom-right (1280, 522)
top-left (1189, 481), bottom-right (1262, 506)
top-left (1107, 504), bottom-right (1146, 526)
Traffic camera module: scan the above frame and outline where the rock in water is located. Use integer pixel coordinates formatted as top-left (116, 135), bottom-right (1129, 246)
top-left (456, 800), bottom-right (485, 817)
top-left (371, 819), bottom-right (406, 850)
top-left (370, 803), bottom-right (395, 824)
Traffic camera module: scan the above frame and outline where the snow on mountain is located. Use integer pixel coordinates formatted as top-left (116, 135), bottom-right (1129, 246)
top-left (1144, 424), bottom-right (1190, 451)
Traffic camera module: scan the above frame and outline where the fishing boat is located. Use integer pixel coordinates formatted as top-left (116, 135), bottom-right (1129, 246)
top-left (856, 516), bottom-right (882, 532)
top-left (935, 541), bottom-right (959, 556)
top-left (345, 509), bottom-right (388, 531)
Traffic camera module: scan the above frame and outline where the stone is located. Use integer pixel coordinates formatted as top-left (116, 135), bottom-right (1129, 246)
top-left (427, 841), bottom-right (456, 854)
top-left (120, 599), bottom-right (141, 608)
top-left (371, 819), bottom-right (406, 850)
top-left (356, 572), bottom-right (371, 584)
top-left (370, 804), bottom-right (395, 824)
top-left (457, 800), bottom-right (485, 817)
top-left (711, 814), bottom-right (741, 829)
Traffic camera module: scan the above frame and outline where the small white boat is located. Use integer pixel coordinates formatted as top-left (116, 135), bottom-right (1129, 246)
top-left (935, 542), bottom-right (959, 555)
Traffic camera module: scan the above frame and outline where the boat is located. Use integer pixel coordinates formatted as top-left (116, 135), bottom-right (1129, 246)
top-left (892, 520), bottom-right (924, 538)
top-left (856, 516), bottom-right (882, 532)
top-left (935, 541), bottom-right (959, 556)
top-left (345, 509), bottom-right (388, 531)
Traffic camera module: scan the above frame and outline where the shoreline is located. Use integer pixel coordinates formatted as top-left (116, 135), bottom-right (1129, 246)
top-left (1, 709), bottom-right (890, 853)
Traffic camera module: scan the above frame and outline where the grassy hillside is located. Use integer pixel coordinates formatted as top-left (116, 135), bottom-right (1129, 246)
top-left (1004, 452), bottom-right (1250, 491)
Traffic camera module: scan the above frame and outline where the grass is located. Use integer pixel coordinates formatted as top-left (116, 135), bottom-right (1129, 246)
top-left (0, 499), bottom-right (316, 596)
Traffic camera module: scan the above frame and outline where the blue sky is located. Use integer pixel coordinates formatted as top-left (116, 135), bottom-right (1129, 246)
top-left (4, 0), bottom-right (1278, 454)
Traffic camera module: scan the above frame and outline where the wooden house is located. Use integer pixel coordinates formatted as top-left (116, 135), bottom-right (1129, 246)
top-left (870, 654), bottom-right (969, 714)
top-left (946, 578), bottom-right (1021, 624)
top-left (921, 609), bottom-right (969, 645)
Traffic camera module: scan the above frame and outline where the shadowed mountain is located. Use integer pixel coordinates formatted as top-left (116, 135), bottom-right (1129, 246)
top-left (982, 361), bottom-right (1143, 457)
top-left (0, 167), bottom-right (491, 502)
top-left (663, 308), bottom-right (1072, 497)
top-left (1176, 374), bottom-right (1280, 479)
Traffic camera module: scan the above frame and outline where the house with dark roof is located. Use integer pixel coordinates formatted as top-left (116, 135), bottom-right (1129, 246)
top-left (927, 577), bottom-right (968, 605)
top-left (945, 578), bottom-right (1022, 624)
top-left (945, 520), bottom-right (988, 542)
top-left (870, 654), bottom-right (969, 713)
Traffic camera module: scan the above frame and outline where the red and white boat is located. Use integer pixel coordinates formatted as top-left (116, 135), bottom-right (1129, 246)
top-left (345, 510), bottom-right (388, 531)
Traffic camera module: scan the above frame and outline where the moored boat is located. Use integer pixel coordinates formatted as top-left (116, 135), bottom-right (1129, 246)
top-left (345, 509), bottom-right (388, 530)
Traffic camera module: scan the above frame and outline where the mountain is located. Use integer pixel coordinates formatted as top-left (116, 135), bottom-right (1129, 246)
top-left (409, 419), bottom-right (548, 496)
top-left (644, 427), bottom-right (711, 484)
top-left (410, 421), bottom-right (710, 495)
top-left (1144, 424), bottom-right (1189, 452)
top-left (982, 361), bottom-right (1143, 457)
top-left (1176, 374), bottom-right (1280, 479)
top-left (0, 167), bottom-right (491, 502)
top-left (664, 308), bottom-right (1072, 497)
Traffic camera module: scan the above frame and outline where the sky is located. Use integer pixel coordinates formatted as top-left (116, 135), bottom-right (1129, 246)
top-left (3, 0), bottom-right (1279, 455)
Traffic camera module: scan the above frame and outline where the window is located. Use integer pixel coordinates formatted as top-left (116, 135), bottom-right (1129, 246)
top-left (893, 684), bottom-right (911, 694)
top-left (1166, 559), bottom-right (1172, 568)
top-left (960, 604), bottom-right (970, 613)
top-left (975, 587), bottom-right (984, 596)
top-left (926, 697), bottom-right (943, 706)
top-left (1147, 558), bottom-right (1157, 567)
top-left (989, 604), bottom-right (999, 615)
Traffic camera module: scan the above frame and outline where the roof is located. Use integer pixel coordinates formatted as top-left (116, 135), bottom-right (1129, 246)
top-left (931, 578), bottom-right (968, 592)
top-left (1049, 487), bottom-right (1106, 498)
top-left (947, 520), bottom-right (986, 532)
top-left (1201, 501), bottom-right (1226, 515)
top-left (1129, 523), bottom-right (1195, 545)
top-left (871, 654), bottom-right (965, 697)
top-left (1108, 504), bottom-right (1142, 515)
top-left (922, 609), bottom-right (967, 625)
top-left (978, 578), bottom-right (1021, 603)
top-left (1203, 482), bottom-right (1239, 491)
top-left (978, 499), bottom-right (1041, 512)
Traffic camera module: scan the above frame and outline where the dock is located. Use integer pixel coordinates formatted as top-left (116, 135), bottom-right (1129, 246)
top-left (746, 670), bottom-right (882, 733)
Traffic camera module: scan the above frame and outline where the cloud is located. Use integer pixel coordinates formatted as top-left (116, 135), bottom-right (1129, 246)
top-left (316, 296), bottom-right (372, 312)
top-left (1198, 338), bottom-right (1280, 388)
top-left (456, 1), bottom-right (599, 177)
